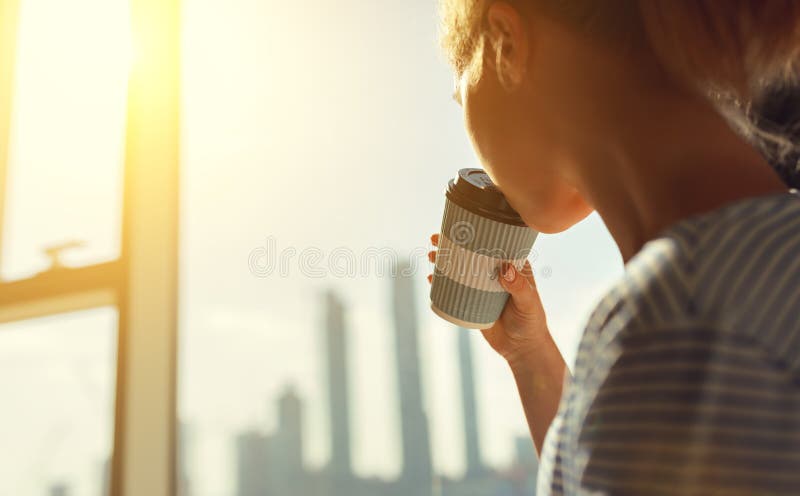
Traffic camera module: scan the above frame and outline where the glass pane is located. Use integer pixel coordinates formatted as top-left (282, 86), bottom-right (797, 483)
top-left (178, 1), bottom-right (622, 495)
top-left (0, 307), bottom-right (117, 496)
top-left (1, 0), bottom-right (130, 280)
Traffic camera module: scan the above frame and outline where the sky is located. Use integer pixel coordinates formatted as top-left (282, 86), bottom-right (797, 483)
top-left (0, 0), bottom-right (623, 495)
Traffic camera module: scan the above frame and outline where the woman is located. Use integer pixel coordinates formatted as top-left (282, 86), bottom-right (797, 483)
top-left (428, 1), bottom-right (800, 494)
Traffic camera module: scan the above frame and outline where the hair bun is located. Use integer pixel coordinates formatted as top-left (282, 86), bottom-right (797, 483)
top-left (752, 84), bottom-right (800, 189)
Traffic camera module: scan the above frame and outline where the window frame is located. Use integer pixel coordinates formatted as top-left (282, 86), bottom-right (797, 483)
top-left (0, 1), bottom-right (180, 495)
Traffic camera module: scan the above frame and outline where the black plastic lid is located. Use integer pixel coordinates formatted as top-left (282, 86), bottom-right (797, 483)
top-left (446, 168), bottom-right (526, 226)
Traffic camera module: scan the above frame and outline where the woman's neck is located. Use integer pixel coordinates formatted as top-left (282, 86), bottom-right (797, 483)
top-left (568, 89), bottom-right (787, 263)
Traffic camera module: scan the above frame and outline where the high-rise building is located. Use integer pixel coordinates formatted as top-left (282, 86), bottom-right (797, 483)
top-left (268, 386), bottom-right (306, 495)
top-left (391, 259), bottom-right (432, 494)
top-left (514, 436), bottom-right (538, 470)
top-left (457, 330), bottom-right (485, 477)
top-left (324, 290), bottom-right (352, 478)
top-left (514, 435), bottom-right (539, 494)
top-left (48, 483), bottom-right (68, 496)
top-left (277, 386), bottom-right (304, 476)
top-left (232, 388), bottom-right (309, 496)
top-left (235, 430), bottom-right (270, 496)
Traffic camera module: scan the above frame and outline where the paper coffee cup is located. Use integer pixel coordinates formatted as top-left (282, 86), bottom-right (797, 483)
top-left (430, 168), bottom-right (538, 329)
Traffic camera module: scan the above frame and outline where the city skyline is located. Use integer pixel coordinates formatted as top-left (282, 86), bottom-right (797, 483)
top-left (234, 260), bottom-right (538, 495)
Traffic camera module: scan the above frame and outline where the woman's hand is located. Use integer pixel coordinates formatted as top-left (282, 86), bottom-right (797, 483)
top-left (427, 233), bottom-right (551, 368)
top-left (429, 233), bottom-right (565, 453)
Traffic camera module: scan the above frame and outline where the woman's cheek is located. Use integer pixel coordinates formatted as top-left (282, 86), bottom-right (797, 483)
top-left (464, 98), bottom-right (508, 176)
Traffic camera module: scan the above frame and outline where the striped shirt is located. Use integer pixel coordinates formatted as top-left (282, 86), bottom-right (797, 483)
top-left (538, 190), bottom-right (800, 496)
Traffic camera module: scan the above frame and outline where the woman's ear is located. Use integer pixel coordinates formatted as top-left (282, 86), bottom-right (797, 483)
top-left (484, 2), bottom-right (529, 91)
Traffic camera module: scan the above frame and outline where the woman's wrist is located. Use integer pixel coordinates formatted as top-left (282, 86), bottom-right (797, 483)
top-left (505, 331), bottom-right (562, 374)
top-left (505, 347), bottom-right (539, 373)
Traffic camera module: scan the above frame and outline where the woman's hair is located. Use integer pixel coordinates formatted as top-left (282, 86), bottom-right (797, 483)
top-left (440, 0), bottom-right (800, 185)
top-left (750, 84), bottom-right (800, 188)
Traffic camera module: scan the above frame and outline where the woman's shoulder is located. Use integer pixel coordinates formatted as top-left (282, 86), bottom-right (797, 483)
top-left (640, 191), bottom-right (800, 362)
top-left (559, 194), bottom-right (800, 493)
top-left (583, 189), bottom-right (800, 378)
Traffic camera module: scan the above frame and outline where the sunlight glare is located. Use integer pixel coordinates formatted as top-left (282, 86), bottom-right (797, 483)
top-left (2, 0), bottom-right (132, 279)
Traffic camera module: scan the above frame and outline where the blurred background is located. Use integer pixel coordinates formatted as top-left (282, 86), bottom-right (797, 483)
top-left (0, 0), bottom-right (623, 495)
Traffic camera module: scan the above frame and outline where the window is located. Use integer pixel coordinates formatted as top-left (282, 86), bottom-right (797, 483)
top-left (1, 1), bottom-right (623, 495)
top-left (0, 0), bottom-right (128, 492)
top-left (0, 308), bottom-right (117, 496)
top-left (178, 1), bottom-right (622, 495)
top-left (1, 0), bottom-right (129, 280)
top-left (0, 0), bottom-right (180, 495)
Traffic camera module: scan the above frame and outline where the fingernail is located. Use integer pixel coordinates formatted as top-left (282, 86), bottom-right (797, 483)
top-left (503, 263), bottom-right (515, 282)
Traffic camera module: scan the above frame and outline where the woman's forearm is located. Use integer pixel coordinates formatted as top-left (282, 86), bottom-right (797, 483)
top-left (508, 330), bottom-right (567, 455)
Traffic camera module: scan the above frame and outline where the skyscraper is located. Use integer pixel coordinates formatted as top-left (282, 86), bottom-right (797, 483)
top-left (391, 259), bottom-right (432, 495)
top-left (232, 388), bottom-right (308, 496)
top-left (457, 330), bottom-right (485, 477)
top-left (271, 386), bottom-right (305, 495)
top-left (324, 290), bottom-right (352, 479)
top-left (235, 430), bottom-right (270, 496)
top-left (48, 483), bottom-right (68, 496)
top-left (514, 435), bottom-right (539, 494)
top-left (277, 386), bottom-right (303, 477)
top-left (514, 436), bottom-right (538, 469)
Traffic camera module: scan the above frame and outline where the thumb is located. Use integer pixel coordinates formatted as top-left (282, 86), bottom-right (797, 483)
top-left (498, 262), bottom-right (539, 314)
